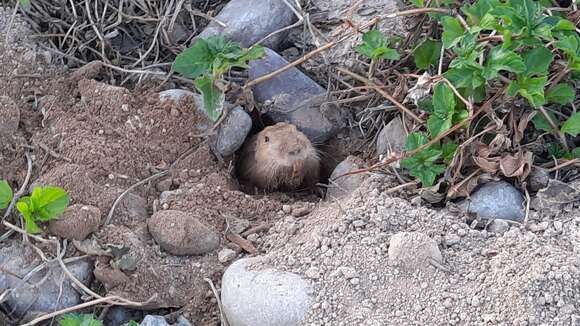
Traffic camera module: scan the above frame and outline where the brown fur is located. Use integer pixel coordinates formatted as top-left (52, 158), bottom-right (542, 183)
top-left (238, 123), bottom-right (320, 190)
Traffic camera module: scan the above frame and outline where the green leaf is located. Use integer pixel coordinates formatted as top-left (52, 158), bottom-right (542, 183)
top-left (59, 313), bottom-right (103, 326)
top-left (356, 30), bottom-right (399, 60)
top-left (482, 47), bottom-right (526, 80)
top-left (441, 142), bottom-right (458, 163)
top-left (508, 76), bottom-right (547, 107)
top-left (532, 111), bottom-right (557, 132)
top-left (428, 83), bottom-right (456, 137)
top-left (546, 84), bottom-right (575, 104)
top-left (195, 76), bottom-right (225, 122)
top-left (20, 0), bottom-right (31, 9)
top-left (441, 16), bottom-right (465, 48)
top-left (561, 113), bottom-right (580, 136)
top-left (401, 133), bottom-right (447, 187)
top-left (16, 197), bottom-right (41, 234)
top-left (30, 186), bottom-right (70, 221)
top-left (414, 40), bottom-right (442, 69)
top-left (172, 38), bottom-right (213, 79)
top-left (555, 35), bottom-right (579, 58)
top-left (522, 47), bottom-right (554, 77)
top-left (462, 0), bottom-right (500, 25)
top-left (0, 180), bottom-right (13, 210)
top-left (127, 321), bottom-right (140, 326)
top-left (404, 132), bottom-right (429, 151)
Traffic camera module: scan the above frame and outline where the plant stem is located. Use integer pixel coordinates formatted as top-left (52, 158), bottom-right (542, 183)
top-left (538, 106), bottom-right (570, 152)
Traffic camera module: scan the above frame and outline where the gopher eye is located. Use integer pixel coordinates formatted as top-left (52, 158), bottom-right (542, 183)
top-left (264, 136), bottom-right (270, 143)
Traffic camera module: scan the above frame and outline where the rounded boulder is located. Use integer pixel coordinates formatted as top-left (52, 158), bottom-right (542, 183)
top-left (147, 210), bottom-right (220, 256)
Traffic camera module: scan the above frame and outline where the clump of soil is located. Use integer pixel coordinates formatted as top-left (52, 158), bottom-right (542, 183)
top-left (258, 175), bottom-right (580, 325)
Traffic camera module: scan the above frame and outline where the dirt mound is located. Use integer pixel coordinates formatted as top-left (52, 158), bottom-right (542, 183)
top-left (258, 176), bottom-right (580, 325)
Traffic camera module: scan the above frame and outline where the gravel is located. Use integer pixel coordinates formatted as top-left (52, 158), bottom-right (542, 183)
top-left (253, 175), bottom-right (580, 325)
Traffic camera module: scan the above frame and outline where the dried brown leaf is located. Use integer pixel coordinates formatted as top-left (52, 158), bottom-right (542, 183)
top-left (499, 150), bottom-right (533, 179)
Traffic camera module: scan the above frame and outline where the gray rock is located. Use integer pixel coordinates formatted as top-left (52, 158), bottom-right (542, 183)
top-left (462, 181), bottom-right (524, 221)
top-left (218, 248), bottom-right (237, 263)
top-left (488, 219), bottom-right (510, 235)
top-left (0, 96), bottom-right (20, 141)
top-left (0, 245), bottom-right (93, 321)
top-left (148, 210), bottom-right (220, 256)
top-left (388, 232), bottom-right (442, 271)
top-left (140, 315), bottom-right (169, 326)
top-left (211, 106), bottom-right (252, 157)
top-left (527, 167), bottom-right (550, 192)
top-left (326, 156), bottom-right (367, 200)
top-left (222, 257), bottom-right (312, 326)
top-left (175, 316), bottom-right (193, 326)
top-left (376, 116), bottom-right (407, 157)
top-left (249, 48), bottom-right (343, 143)
top-left (159, 89), bottom-right (201, 107)
top-left (104, 307), bottom-right (143, 326)
top-left (196, 0), bottom-right (296, 49)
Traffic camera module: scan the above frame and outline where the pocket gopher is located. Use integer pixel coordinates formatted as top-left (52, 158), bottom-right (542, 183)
top-left (238, 122), bottom-right (320, 190)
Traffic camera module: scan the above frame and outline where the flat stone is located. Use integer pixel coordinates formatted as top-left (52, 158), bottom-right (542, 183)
top-left (462, 181), bottom-right (525, 221)
top-left (159, 89), bottom-right (201, 106)
top-left (376, 116), bottom-right (407, 158)
top-left (488, 219), bottom-right (510, 235)
top-left (0, 245), bottom-right (93, 321)
top-left (48, 204), bottom-right (101, 240)
top-left (222, 257), bottom-right (312, 326)
top-left (218, 248), bottom-right (237, 263)
top-left (196, 0), bottom-right (296, 49)
top-left (388, 232), bottom-right (442, 271)
top-left (148, 210), bottom-right (220, 256)
top-left (326, 156), bottom-right (367, 200)
top-left (211, 106), bottom-right (252, 157)
top-left (249, 48), bottom-right (343, 143)
top-left (140, 315), bottom-right (170, 326)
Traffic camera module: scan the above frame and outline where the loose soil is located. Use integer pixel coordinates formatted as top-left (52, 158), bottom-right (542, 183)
top-left (1, 4), bottom-right (579, 326)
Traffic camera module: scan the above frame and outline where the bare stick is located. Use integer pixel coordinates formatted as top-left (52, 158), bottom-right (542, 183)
top-left (244, 17), bottom-right (379, 89)
top-left (104, 170), bottom-right (169, 225)
top-left (204, 278), bottom-right (229, 326)
top-left (337, 68), bottom-right (424, 124)
top-left (538, 106), bottom-right (569, 152)
top-left (333, 87), bottom-right (506, 180)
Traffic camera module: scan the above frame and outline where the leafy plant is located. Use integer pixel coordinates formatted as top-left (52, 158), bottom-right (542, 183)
top-left (173, 36), bottom-right (265, 121)
top-left (59, 314), bottom-right (102, 326)
top-left (400, 133), bottom-right (457, 186)
top-left (356, 30), bottom-right (400, 61)
top-left (381, 0), bottom-right (578, 189)
top-left (16, 186), bottom-right (70, 234)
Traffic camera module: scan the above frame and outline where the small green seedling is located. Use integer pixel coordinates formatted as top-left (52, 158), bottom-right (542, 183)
top-left (15, 185), bottom-right (70, 234)
top-left (173, 36), bottom-right (265, 121)
top-left (59, 314), bottom-right (102, 326)
top-left (356, 29), bottom-right (400, 76)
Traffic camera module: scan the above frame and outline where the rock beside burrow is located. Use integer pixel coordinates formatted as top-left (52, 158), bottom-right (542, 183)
top-left (461, 181), bottom-right (525, 222)
top-left (388, 232), bottom-right (442, 271)
top-left (376, 116), bottom-right (407, 159)
top-left (196, 0), bottom-right (296, 49)
top-left (249, 47), bottom-right (344, 143)
top-left (159, 90), bottom-right (252, 157)
top-left (148, 210), bottom-right (220, 256)
top-left (0, 96), bottom-right (20, 141)
top-left (210, 106), bottom-right (252, 157)
top-left (140, 315), bottom-right (170, 326)
top-left (221, 257), bottom-right (312, 326)
top-left (326, 156), bottom-right (367, 200)
top-left (0, 244), bottom-right (93, 321)
top-left (48, 204), bottom-right (102, 240)
top-left (103, 306), bottom-right (143, 326)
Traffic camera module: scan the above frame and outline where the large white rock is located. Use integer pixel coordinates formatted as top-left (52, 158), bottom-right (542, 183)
top-left (221, 257), bottom-right (312, 326)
